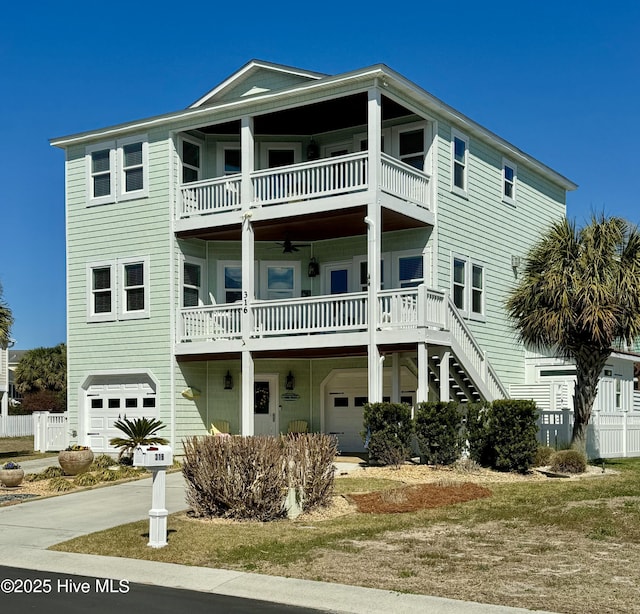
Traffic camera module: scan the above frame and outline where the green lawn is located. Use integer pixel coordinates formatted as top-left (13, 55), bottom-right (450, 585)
top-left (50, 458), bottom-right (640, 613)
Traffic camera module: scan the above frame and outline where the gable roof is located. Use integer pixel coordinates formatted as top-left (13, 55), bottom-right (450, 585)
top-left (50, 60), bottom-right (577, 191)
top-left (189, 59), bottom-right (327, 108)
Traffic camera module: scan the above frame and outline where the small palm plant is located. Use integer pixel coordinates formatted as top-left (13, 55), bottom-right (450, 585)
top-left (109, 417), bottom-right (169, 461)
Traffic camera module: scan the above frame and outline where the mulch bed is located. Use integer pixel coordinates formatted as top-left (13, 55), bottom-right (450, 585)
top-left (346, 482), bottom-right (492, 513)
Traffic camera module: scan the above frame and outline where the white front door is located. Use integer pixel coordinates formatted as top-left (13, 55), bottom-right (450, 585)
top-left (254, 374), bottom-right (278, 435)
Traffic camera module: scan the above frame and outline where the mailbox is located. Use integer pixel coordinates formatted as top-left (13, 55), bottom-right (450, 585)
top-left (133, 444), bottom-right (173, 468)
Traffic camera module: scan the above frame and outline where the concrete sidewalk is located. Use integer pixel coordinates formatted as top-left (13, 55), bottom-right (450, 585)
top-left (0, 460), bottom-right (555, 614)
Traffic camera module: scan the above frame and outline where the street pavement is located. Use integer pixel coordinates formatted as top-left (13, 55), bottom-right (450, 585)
top-left (0, 457), bottom-right (556, 614)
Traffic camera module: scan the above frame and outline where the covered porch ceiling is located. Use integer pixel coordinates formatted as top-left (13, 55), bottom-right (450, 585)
top-left (176, 206), bottom-right (430, 243)
top-left (191, 93), bottom-right (416, 137)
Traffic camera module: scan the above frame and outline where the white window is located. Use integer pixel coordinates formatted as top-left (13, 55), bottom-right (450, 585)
top-left (181, 137), bottom-right (202, 184)
top-left (117, 136), bottom-right (148, 201)
top-left (182, 257), bottom-right (205, 307)
top-left (87, 257), bottom-right (149, 322)
top-left (87, 262), bottom-right (116, 322)
top-left (120, 257), bottom-right (149, 319)
top-left (218, 261), bottom-right (243, 303)
top-left (451, 130), bottom-right (469, 196)
top-left (393, 123), bottom-right (426, 171)
top-left (502, 158), bottom-right (517, 205)
top-left (87, 141), bottom-right (116, 206)
top-left (216, 143), bottom-right (241, 176)
top-left (398, 254), bottom-right (424, 288)
top-left (260, 261), bottom-right (300, 299)
top-left (452, 255), bottom-right (484, 319)
top-left (86, 135), bottom-right (148, 205)
top-left (259, 142), bottom-right (301, 169)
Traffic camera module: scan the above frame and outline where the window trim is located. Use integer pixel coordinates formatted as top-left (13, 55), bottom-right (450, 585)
top-left (180, 135), bottom-right (203, 184)
top-left (451, 254), bottom-right (485, 320)
top-left (182, 256), bottom-right (206, 308)
top-left (259, 260), bottom-right (301, 300)
top-left (451, 129), bottom-right (469, 197)
top-left (392, 121), bottom-right (427, 172)
top-left (119, 256), bottom-right (150, 320)
top-left (117, 135), bottom-right (149, 201)
top-left (86, 135), bottom-right (148, 206)
top-left (502, 158), bottom-right (517, 206)
top-left (392, 249), bottom-right (425, 288)
top-left (216, 142), bottom-right (241, 176)
top-left (87, 261), bottom-right (116, 322)
top-left (86, 141), bottom-right (116, 206)
top-left (259, 142), bottom-right (302, 169)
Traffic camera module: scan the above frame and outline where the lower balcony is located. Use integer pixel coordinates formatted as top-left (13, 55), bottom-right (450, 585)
top-left (178, 287), bottom-right (443, 342)
top-left (176, 286), bottom-right (506, 401)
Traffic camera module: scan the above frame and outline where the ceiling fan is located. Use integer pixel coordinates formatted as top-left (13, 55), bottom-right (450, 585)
top-left (275, 239), bottom-right (310, 253)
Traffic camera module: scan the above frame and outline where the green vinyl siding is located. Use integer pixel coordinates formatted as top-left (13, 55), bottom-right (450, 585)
top-left (433, 121), bottom-right (566, 388)
top-left (65, 131), bottom-right (174, 438)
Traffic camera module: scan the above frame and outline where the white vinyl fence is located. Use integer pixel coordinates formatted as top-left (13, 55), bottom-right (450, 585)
top-left (0, 414), bottom-right (34, 437)
top-left (32, 411), bottom-right (69, 452)
top-left (511, 383), bottom-right (640, 459)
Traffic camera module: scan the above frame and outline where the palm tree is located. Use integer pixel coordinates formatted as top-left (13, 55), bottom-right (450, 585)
top-left (109, 417), bottom-right (169, 460)
top-left (506, 216), bottom-right (640, 451)
top-left (0, 284), bottom-right (13, 348)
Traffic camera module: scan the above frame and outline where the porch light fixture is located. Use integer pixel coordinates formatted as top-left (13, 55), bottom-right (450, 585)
top-left (224, 371), bottom-right (233, 390)
top-left (286, 371), bottom-right (295, 390)
top-left (308, 257), bottom-right (319, 278)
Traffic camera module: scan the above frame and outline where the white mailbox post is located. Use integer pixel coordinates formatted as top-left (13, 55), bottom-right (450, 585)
top-left (133, 444), bottom-right (173, 548)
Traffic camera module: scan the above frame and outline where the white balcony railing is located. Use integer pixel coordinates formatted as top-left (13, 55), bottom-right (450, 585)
top-left (177, 152), bottom-right (430, 218)
top-left (252, 152), bottom-right (368, 206)
top-left (180, 175), bottom-right (241, 217)
top-left (380, 153), bottom-right (430, 208)
top-left (253, 292), bottom-right (368, 336)
top-left (177, 286), bottom-right (507, 399)
top-left (179, 303), bottom-right (243, 342)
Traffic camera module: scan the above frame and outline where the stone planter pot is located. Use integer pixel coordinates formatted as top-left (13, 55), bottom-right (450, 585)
top-left (58, 449), bottom-right (94, 476)
top-left (0, 469), bottom-right (25, 487)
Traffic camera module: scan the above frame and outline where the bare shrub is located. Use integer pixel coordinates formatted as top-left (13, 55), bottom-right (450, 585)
top-left (182, 434), bottom-right (337, 521)
top-left (284, 433), bottom-right (338, 510)
top-left (549, 449), bottom-right (587, 474)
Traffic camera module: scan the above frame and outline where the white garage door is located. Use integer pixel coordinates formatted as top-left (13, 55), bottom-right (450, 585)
top-left (326, 391), bottom-right (368, 453)
top-left (324, 368), bottom-right (417, 454)
top-left (85, 375), bottom-right (159, 453)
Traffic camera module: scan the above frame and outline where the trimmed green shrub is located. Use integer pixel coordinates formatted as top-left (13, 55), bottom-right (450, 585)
top-left (363, 402), bottom-right (413, 466)
top-left (465, 400), bottom-right (539, 474)
top-left (415, 401), bottom-right (462, 465)
top-left (182, 434), bottom-right (337, 521)
top-left (534, 445), bottom-right (555, 467)
top-left (464, 402), bottom-right (493, 467)
top-left (549, 449), bottom-right (587, 474)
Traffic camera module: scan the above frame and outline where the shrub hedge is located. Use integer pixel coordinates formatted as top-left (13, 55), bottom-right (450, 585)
top-left (414, 401), bottom-right (462, 465)
top-left (362, 402), bottom-right (413, 466)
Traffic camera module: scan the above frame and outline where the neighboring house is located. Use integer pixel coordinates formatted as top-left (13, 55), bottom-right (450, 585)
top-left (51, 60), bottom-right (578, 454)
top-left (1, 343), bottom-right (18, 423)
top-left (7, 349), bottom-right (26, 407)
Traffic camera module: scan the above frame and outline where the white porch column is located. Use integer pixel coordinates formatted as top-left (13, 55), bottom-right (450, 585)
top-left (417, 343), bottom-right (429, 403)
top-left (439, 350), bottom-right (451, 403)
top-left (241, 116), bottom-right (254, 206)
top-left (367, 86), bottom-right (383, 403)
top-left (391, 353), bottom-right (401, 403)
top-left (241, 350), bottom-right (254, 436)
top-left (241, 213), bottom-right (254, 342)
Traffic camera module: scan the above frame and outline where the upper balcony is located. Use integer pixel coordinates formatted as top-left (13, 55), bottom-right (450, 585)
top-left (177, 151), bottom-right (431, 228)
top-left (172, 90), bottom-right (436, 237)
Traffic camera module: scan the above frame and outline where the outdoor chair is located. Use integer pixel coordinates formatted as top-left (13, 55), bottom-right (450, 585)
top-left (287, 420), bottom-right (309, 434)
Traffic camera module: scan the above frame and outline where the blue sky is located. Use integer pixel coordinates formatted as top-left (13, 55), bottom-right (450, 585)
top-left (2, 1), bottom-right (639, 349)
